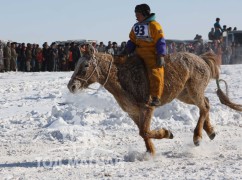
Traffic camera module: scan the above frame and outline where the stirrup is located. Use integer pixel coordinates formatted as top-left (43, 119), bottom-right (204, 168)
top-left (150, 97), bottom-right (161, 106)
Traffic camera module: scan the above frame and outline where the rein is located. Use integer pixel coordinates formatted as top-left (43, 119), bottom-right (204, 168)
top-left (74, 55), bottom-right (113, 91)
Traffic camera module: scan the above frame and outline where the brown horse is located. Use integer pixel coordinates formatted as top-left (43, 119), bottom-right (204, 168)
top-left (67, 49), bottom-right (242, 156)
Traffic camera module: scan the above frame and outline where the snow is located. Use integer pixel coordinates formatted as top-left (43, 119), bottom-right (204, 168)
top-left (0, 65), bottom-right (242, 179)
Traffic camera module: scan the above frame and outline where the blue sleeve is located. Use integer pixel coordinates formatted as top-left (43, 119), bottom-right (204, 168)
top-left (126, 40), bottom-right (136, 53)
top-left (156, 38), bottom-right (166, 56)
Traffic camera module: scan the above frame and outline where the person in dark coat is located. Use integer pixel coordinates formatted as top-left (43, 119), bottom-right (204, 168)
top-left (69, 42), bottom-right (81, 70)
top-left (41, 42), bottom-right (49, 71)
top-left (0, 42), bottom-right (4, 72)
top-left (48, 42), bottom-right (58, 71)
top-left (25, 43), bottom-right (32, 72)
top-left (10, 42), bottom-right (17, 71)
top-left (214, 18), bottom-right (223, 40)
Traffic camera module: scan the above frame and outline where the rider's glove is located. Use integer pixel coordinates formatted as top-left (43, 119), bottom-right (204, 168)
top-left (157, 56), bottom-right (165, 68)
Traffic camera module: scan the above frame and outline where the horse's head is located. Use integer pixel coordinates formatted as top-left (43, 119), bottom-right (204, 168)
top-left (68, 45), bottom-right (98, 93)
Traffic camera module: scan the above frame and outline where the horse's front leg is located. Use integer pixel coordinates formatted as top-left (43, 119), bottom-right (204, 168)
top-left (138, 107), bottom-right (156, 155)
top-left (138, 107), bottom-right (173, 156)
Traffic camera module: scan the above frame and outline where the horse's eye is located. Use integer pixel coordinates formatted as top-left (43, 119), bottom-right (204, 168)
top-left (85, 64), bottom-right (89, 68)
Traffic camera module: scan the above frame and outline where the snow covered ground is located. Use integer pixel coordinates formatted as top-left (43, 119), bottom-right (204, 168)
top-left (0, 64), bottom-right (242, 180)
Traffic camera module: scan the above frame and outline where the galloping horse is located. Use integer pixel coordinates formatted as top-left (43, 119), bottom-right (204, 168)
top-left (68, 47), bottom-right (242, 155)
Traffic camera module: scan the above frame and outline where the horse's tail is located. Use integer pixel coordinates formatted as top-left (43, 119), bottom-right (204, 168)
top-left (216, 79), bottom-right (242, 111)
top-left (200, 52), bottom-right (242, 112)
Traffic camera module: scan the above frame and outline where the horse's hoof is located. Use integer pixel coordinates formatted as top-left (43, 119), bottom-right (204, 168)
top-left (194, 137), bottom-right (202, 146)
top-left (165, 130), bottom-right (174, 139)
top-left (194, 140), bottom-right (200, 146)
top-left (169, 132), bottom-right (174, 139)
top-left (209, 132), bottom-right (216, 140)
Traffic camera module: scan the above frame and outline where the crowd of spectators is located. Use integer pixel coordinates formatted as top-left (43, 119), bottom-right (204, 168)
top-left (166, 18), bottom-right (242, 65)
top-left (0, 40), bottom-right (127, 73)
top-left (166, 38), bottom-right (242, 65)
top-left (0, 26), bottom-right (241, 73)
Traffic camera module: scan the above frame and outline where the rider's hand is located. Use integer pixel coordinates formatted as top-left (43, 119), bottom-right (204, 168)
top-left (157, 55), bottom-right (165, 68)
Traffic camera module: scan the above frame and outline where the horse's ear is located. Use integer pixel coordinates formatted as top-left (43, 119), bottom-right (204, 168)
top-left (87, 44), bottom-right (95, 56)
top-left (84, 44), bottom-right (96, 60)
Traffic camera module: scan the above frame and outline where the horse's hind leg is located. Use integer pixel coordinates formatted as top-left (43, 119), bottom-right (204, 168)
top-left (178, 92), bottom-right (215, 141)
top-left (184, 84), bottom-right (210, 145)
top-left (191, 104), bottom-right (207, 145)
top-left (203, 97), bottom-right (216, 140)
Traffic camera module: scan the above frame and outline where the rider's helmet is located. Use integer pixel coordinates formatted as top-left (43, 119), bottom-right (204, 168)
top-left (135, 4), bottom-right (151, 17)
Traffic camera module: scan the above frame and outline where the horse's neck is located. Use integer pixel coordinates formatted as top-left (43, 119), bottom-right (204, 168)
top-left (97, 60), bottom-right (122, 96)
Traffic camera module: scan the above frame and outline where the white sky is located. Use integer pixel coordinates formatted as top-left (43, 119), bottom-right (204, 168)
top-left (0, 0), bottom-right (241, 45)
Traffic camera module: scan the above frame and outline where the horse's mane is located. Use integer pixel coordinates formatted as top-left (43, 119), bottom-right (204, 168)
top-left (115, 55), bottom-right (150, 103)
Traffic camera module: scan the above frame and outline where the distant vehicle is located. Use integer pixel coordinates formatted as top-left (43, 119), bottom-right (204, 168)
top-left (223, 30), bottom-right (242, 46)
top-left (55, 39), bottom-right (97, 46)
top-left (166, 39), bottom-right (200, 45)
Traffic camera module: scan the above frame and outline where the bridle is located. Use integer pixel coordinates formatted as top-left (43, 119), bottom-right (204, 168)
top-left (73, 55), bottom-right (113, 90)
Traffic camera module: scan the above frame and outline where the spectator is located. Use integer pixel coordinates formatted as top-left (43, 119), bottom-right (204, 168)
top-left (16, 43), bottom-right (22, 71)
top-left (48, 42), bottom-right (58, 71)
top-left (42, 42), bottom-right (49, 71)
top-left (3, 42), bottom-right (11, 71)
top-left (226, 27), bottom-right (232, 32)
top-left (194, 42), bottom-right (203, 55)
top-left (112, 42), bottom-right (119, 55)
top-left (58, 45), bottom-right (66, 71)
top-left (230, 42), bottom-right (236, 64)
top-left (234, 43), bottom-right (242, 64)
top-left (169, 42), bottom-right (177, 54)
top-left (118, 41), bottom-right (127, 55)
top-left (107, 41), bottom-right (112, 47)
top-left (106, 43), bottom-right (114, 55)
top-left (64, 43), bottom-right (70, 70)
top-left (0, 42), bottom-right (4, 72)
top-left (68, 49), bottom-right (73, 71)
top-left (31, 44), bottom-right (37, 71)
top-left (10, 42), bottom-right (17, 71)
top-left (69, 42), bottom-right (81, 70)
top-left (208, 28), bottom-right (215, 40)
top-left (214, 18), bottom-right (223, 40)
top-left (178, 43), bottom-right (186, 52)
top-left (92, 42), bottom-right (98, 52)
top-left (25, 43), bottom-right (32, 72)
top-left (203, 43), bottom-right (213, 53)
top-left (19, 43), bottom-right (26, 71)
top-left (80, 44), bottom-right (86, 56)
top-left (97, 42), bottom-right (106, 53)
top-left (223, 43), bottom-right (232, 64)
top-left (194, 34), bottom-right (202, 40)
top-left (36, 45), bottom-right (43, 71)
top-left (222, 25), bottom-right (227, 32)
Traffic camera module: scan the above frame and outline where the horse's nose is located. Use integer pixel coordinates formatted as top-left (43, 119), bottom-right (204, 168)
top-left (71, 85), bottom-right (76, 93)
top-left (67, 80), bottom-right (75, 93)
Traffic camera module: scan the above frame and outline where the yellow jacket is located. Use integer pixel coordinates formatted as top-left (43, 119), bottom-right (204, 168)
top-left (129, 14), bottom-right (165, 50)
